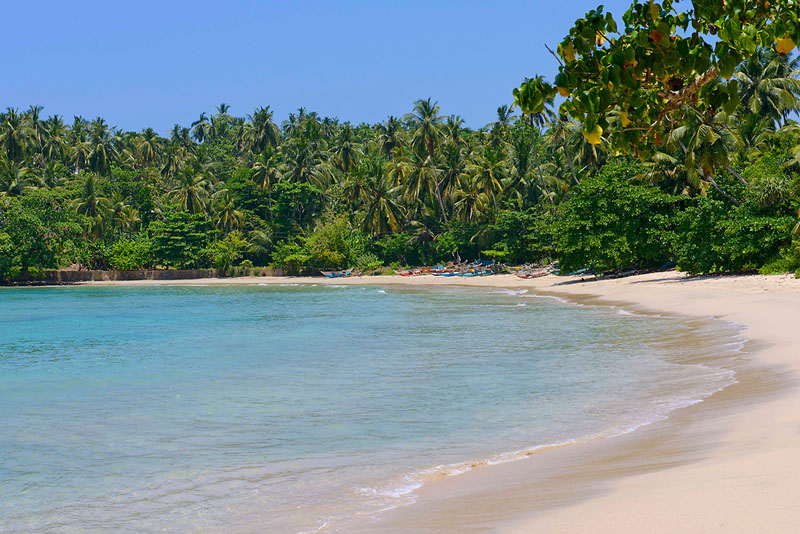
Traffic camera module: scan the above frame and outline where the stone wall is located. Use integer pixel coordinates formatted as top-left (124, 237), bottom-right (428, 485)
top-left (3, 268), bottom-right (285, 285)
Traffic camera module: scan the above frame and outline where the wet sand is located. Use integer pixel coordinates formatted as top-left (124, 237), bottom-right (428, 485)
top-left (86, 271), bottom-right (800, 532)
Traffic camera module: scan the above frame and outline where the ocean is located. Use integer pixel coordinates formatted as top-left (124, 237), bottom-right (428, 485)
top-left (0, 283), bottom-right (738, 533)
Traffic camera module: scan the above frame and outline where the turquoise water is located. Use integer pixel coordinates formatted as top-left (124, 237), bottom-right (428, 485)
top-left (0, 284), bottom-right (737, 533)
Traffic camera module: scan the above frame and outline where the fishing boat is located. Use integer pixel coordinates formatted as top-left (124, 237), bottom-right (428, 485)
top-left (394, 269), bottom-right (422, 276)
top-left (321, 269), bottom-right (353, 278)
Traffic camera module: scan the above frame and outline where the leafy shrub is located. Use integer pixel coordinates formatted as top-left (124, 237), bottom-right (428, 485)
top-left (675, 198), bottom-right (795, 274)
top-left (109, 234), bottom-right (153, 270)
top-left (150, 211), bottom-right (210, 269)
top-left (270, 239), bottom-right (311, 275)
top-left (759, 239), bottom-right (800, 274)
top-left (207, 231), bottom-right (249, 274)
top-left (0, 231), bottom-right (19, 279)
top-left (353, 252), bottom-right (382, 271)
top-left (484, 208), bottom-right (555, 264)
top-left (552, 161), bottom-right (679, 272)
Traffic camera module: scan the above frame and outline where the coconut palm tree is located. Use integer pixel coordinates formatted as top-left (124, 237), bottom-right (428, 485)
top-left (734, 48), bottom-right (800, 127)
top-left (332, 124), bottom-right (363, 173)
top-left (212, 191), bottom-right (244, 232)
top-left (467, 146), bottom-right (506, 215)
top-left (670, 112), bottom-right (743, 205)
top-left (0, 108), bottom-right (31, 194)
top-left (71, 174), bottom-right (111, 220)
top-left (248, 106), bottom-right (280, 154)
top-left (171, 171), bottom-right (211, 214)
top-left (360, 160), bottom-right (404, 235)
top-left (453, 173), bottom-right (490, 222)
top-left (545, 118), bottom-right (580, 185)
top-left (138, 128), bottom-right (161, 168)
top-left (191, 112), bottom-right (210, 143)
top-left (41, 115), bottom-right (67, 163)
top-left (376, 116), bottom-right (404, 157)
top-left (407, 98), bottom-right (450, 227)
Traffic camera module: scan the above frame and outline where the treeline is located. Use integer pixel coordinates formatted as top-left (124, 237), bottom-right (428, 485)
top-left (1, 49), bottom-right (800, 279)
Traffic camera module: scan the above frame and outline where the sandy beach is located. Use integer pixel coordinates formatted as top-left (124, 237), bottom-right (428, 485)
top-left (86, 271), bottom-right (800, 532)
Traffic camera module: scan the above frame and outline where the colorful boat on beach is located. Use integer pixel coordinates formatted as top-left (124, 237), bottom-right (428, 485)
top-left (321, 269), bottom-right (355, 278)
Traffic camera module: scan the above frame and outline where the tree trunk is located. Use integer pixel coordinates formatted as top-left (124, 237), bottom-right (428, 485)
top-left (707, 175), bottom-right (741, 206)
top-left (13, 161), bottom-right (21, 194)
top-left (562, 129), bottom-right (579, 185)
top-left (428, 149), bottom-right (451, 230)
top-left (726, 165), bottom-right (749, 187)
top-left (530, 119), bottom-right (552, 203)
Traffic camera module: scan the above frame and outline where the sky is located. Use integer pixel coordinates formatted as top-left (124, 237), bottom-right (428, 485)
top-left (1, 0), bottom-right (633, 134)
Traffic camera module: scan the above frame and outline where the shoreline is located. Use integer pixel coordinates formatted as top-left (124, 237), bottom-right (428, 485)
top-left (35, 272), bottom-right (800, 532)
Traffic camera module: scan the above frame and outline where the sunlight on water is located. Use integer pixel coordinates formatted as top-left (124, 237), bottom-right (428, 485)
top-left (0, 285), bottom-right (738, 533)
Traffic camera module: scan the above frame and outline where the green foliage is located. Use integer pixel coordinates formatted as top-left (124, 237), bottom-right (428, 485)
top-left (0, 190), bottom-right (83, 274)
top-left (434, 223), bottom-right (482, 262)
top-left (353, 252), bottom-right (382, 271)
top-left (759, 239), bottom-right (800, 274)
top-left (273, 181), bottom-right (323, 234)
top-left (484, 209), bottom-right (555, 264)
top-left (303, 214), bottom-right (355, 270)
top-left (108, 234), bottom-right (153, 270)
top-left (149, 211), bottom-right (210, 269)
top-left (270, 238), bottom-right (310, 275)
top-left (207, 230), bottom-right (249, 274)
top-left (742, 155), bottom-right (794, 210)
top-left (546, 0), bottom-right (800, 162)
top-left (0, 231), bottom-right (17, 278)
top-left (675, 198), bottom-right (795, 274)
top-left (552, 161), bottom-right (678, 271)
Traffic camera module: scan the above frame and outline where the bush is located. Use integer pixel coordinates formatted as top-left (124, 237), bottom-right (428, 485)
top-left (304, 214), bottom-right (355, 270)
top-left (109, 235), bottom-right (153, 270)
top-left (207, 231), bottom-right (250, 274)
top-left (675, 198), bottom-right (795, 274)
top-left (484, 208), bottom-right (554, 264)
top-left (270, 238), bottom-right (311, 275)
top-left (374, 232), bottom-right (428, 266)
top-left (552, 161), bottom-right (679, 272)
top-left (150, 211), bottom-right (211, 269)
top-left (759, 239), bottom-right (800, 274)
top-left (0, 231), bottom-right (19, 279)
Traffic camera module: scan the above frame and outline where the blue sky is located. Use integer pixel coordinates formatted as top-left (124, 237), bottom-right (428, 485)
top-left (2, 0), bottom-right (632, 133)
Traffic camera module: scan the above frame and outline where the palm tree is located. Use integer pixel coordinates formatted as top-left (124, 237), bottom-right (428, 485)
top-left (138, 128), bottom-right (161, 168)
top-left (376, 116), bottom-right (404, 157)
top-left (670, 112), bottom-right (743, 205)
top-left (212, 191), bottom-right (244, 232)
top-left (0, 108), bottom-right (31, 194)
top-left (191, 112), bottom-right (210, 143)
top-left (248, 106), bottom-right (280, 154)
top-left (0, 156), bottom-right (30, 196)
top-left (453, 173), bottom-right (489, 222)
top-left (522, 77), bottom-right (556, 203)
top-left (407, 98), bottom-right (449, 228)
top-left (41, 115), bottom-right (67, 163)
top-left (71, 174), bottom-right (111, 219)
top-left (467, 146), bottom-right (506, 215)
top-left (444, 115), bottom-right (468, 149)
top-left (35, 161), bottom-right (68, 189)
top-left (332, 124), bottom-right (363, 173)
top-left (87, 118), bottom-right (119, 179)
top-left (360, 160), bottom-right (404, 235)
top-left (734, 48), bottom-right (800, 127)
top-left (439, 143), bottom-right (468, 204)
top-left (171, 171), bottom-right (211, 214)
top-left (545, 118), bottom-right (580, 184)
top-left (247, 228), bottom-right (273, 264)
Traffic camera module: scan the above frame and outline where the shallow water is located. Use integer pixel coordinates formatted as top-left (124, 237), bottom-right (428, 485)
top-left (0, 284), bottom-right (738, 533)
